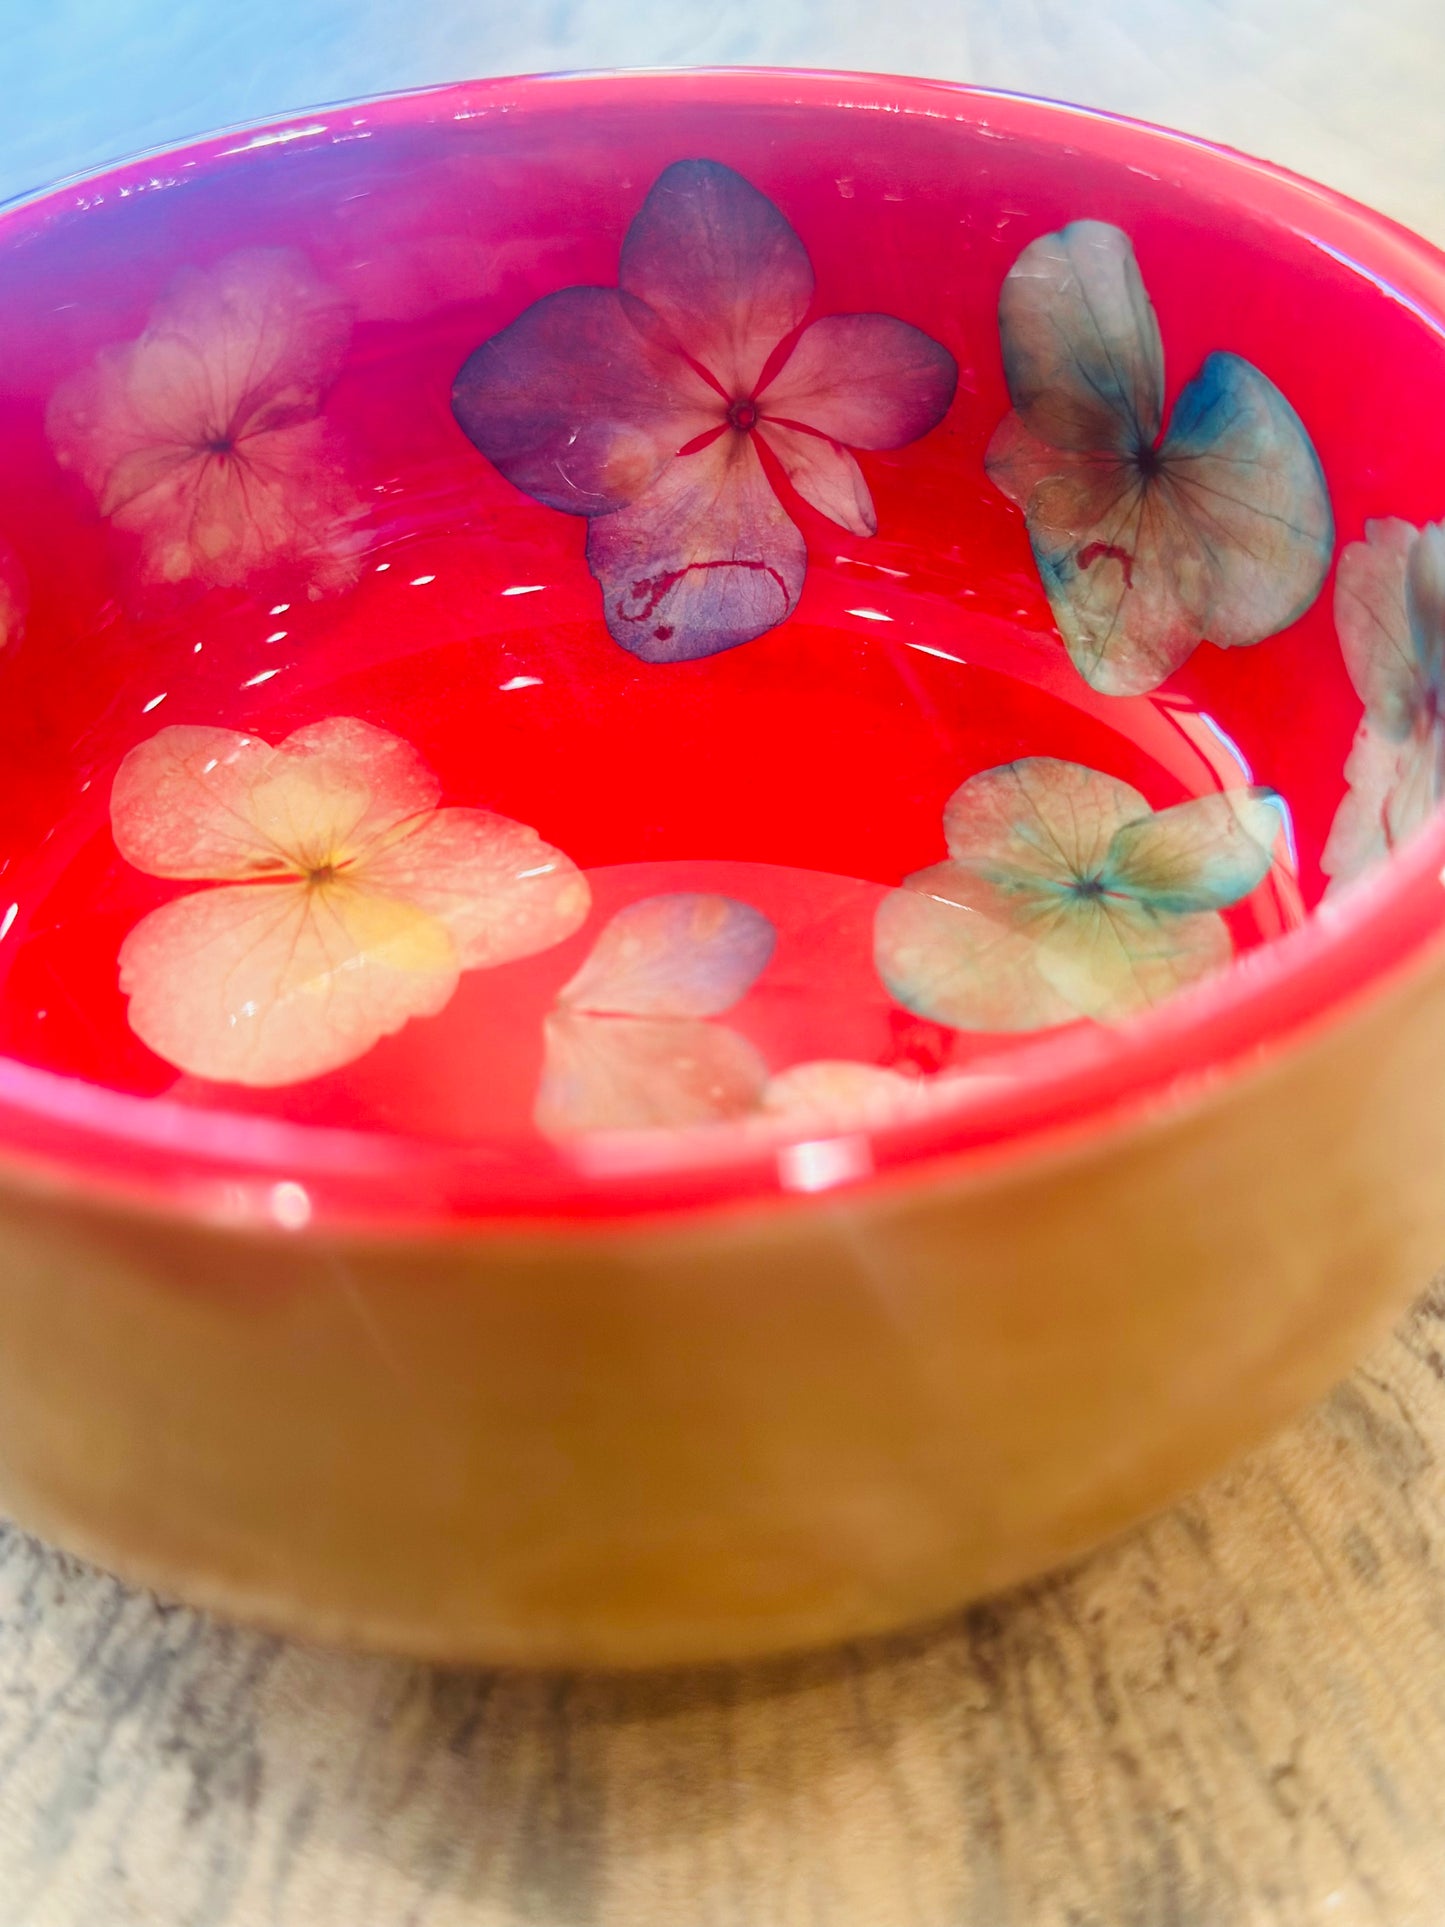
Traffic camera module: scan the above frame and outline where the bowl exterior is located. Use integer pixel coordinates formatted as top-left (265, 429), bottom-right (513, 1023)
top-left (0, 933), bottom-right (1441, 1667)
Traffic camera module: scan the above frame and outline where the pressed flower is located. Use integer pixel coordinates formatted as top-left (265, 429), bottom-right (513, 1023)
top-left (986, 220), bottom-right (1332, 696)
top-left (875, 757), bottom-right (1283, 1031)
top-left (1323, 517), bottom-right (1445, 886)
top-left (48, 249), bottom-right (366, 595)
top-left (454, 159), bottom-right (957, 663)
top-left (113, 717), bottom-right (588, 1086)
top-left (535, 892), bottom-right (776, 1133)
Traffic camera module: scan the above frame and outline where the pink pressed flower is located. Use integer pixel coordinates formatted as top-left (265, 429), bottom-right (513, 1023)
top-left (113, 718), bottom-right (589, 1087)
top-left (453, 160), bottom-right (957, 662)
top-left (48, 250), bottom-right (367, 596)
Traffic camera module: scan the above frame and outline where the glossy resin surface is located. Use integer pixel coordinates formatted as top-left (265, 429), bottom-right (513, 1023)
top-left (1, 71), bottom-right (1444, 1228)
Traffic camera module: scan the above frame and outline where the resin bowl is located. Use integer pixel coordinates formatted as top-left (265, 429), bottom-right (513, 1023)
top-left (2, 69), bottom-right (1445, 1667)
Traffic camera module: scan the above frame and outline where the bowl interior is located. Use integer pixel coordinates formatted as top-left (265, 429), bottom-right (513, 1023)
top-left (0, 70), bottom-right (1441, 1227)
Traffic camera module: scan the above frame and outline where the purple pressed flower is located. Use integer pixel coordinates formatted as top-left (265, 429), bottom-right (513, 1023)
top-left (453, 160), bottom-right (957, 663)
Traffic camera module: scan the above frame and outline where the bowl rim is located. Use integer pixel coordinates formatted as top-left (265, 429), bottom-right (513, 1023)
top-left (4, 62), bottom-right (1445, 1238)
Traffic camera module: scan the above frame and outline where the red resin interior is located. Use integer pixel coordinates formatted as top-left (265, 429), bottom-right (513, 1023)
top-left (0, 70), bottom-right (1444, 1228)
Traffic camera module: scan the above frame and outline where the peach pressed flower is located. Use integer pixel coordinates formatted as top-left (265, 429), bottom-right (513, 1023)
top-left (49, 249), bottom-right (366, 595)
top-left (113, 717), bottom-right (589, 1087)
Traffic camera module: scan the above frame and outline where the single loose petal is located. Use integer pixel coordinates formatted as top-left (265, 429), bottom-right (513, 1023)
top-left (997, 221), bottom-right (1163, 452)
top-left (619, 160), bottom-right (813, 394)
top-left (360, 808), bottom-right (590, 969)
top-left (559, 894), bottom-right (775, 1018)
top-left (759, 421), bottom-right (877, 535)
top-left (1102, 788), bottom-right (1283, 912)
top-left (874, 865), bottom-right (1079, 1032)
top-left (587, 432), bottom-right (805, 661)
top-left (451, 287), bottom-right (719, 516)
top-left (942, 758), bottom-right (1149, 892)
top-left (111, 719), bottom-right (441, 880)
top-left (119, 878), bottom-right (460, 1087)
top-left (760, 313), bottom-right (958, 447)
top-left (535, 1011), bottom-right (769, 1135)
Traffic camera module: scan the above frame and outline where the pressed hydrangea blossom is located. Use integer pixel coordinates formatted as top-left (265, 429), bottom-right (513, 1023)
top-left (48, 250), bottom-right (366, 595)
top-left (453, 159), bottom-right (957, 663)
top-left (875, 757), bottom-right (1283, 1031)
top-left (986, 220), bottom-right (1332, 696)
top-left (114, 718), bottom-right (589, 1087)
top-left (535, 893), bottom-right (776, 1134)
top-left (1323, 517), bottom-right (1445, 887)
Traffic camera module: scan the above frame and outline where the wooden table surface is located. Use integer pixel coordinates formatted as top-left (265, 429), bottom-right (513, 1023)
top-left (5, 3), bottom-right (1445, 1924)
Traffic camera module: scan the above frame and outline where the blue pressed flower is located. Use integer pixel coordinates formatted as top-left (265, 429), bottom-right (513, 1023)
top-left (986, 220), bottom-right (1333, 696)
top-left (875, 757), bottom-right (1284, 1030)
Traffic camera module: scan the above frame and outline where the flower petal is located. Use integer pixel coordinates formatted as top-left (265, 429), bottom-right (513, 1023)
top-left (1334, 519), bottom-right (1422, 733)
top-left (1323, 716), bottom-right (1444, 888)
top-left (451, 287), bottom-right (719, 517)
top-left (759, 313), bottom-right (957, 447)
top-left (759, 1060), bottom-right (937, 1129)
top-left (1156, 351), bottom-right (1333, 647)
top-left (118, 879), bottom-right (460, 1086)
top-left (535, 1011), bottom-right (768, 1135)
top-left (618, 160), bottom-right (813, 394)
top-left (1407, 521), bottom-right (1445, 703)
top-left (359, 808), bottom-right (591, 968)
top-left (759, 422), bottom-right (876, 536)
top-left (942, 758), bottom-right (1149, 892)
top-left (996, 221), bottom-right (1163, 453)
top-left (111, 719), bottom-right (441, 881)
top-left (874, 863), bottom-right (1079, 1032)
top-left (1102, 787), bottom-right (1283, 912)
top-left (586, 431), bottom-right (805, 661)
top-left (559, 893), bottom-right (775, 1018)
top-left (48, 249), bottom-right (361, 592)
top-left (1033, 895), bottom-right (1232, 1021)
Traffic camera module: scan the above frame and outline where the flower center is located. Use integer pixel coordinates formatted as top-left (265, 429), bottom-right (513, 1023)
top-left (1072, 874), bottom-right (1108, 899)
top-left (202, 433), bottom-right (236, 458)
top-left (727, 398), bottom-right (759, 433)
top-left (1134, 441), bottom-right (1164, 480)
top-left (305, 861), bottom-right (339, 888)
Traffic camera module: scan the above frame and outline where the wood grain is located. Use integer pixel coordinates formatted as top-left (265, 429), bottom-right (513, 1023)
top-left (2, 1276), bottom-right (1445, 1926)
